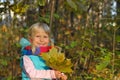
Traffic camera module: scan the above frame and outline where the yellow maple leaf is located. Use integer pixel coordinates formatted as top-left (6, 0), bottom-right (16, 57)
top-left (41, 47), bottom-right (73, 73)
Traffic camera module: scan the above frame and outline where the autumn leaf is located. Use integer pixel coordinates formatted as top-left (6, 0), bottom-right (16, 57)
top-left (41, 47), bottom-right (73, 73)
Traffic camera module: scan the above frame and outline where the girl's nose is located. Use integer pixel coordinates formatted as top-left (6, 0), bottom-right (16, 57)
top-left (40, 37), bottom-right (44, 42)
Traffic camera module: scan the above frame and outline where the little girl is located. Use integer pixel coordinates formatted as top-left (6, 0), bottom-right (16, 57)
top-left (20, 22), bottom-right (67, 80)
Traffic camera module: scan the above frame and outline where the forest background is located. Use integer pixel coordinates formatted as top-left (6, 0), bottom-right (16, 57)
top-left (0, 0), bottom-right (120, 80)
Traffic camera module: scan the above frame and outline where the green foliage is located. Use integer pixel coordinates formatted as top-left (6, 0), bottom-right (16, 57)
top-left (66, 0), bottom-right (77, 11)
top-left (0, 58), bottom-right (8, 66)
top-left (39, 13), bottom-right (60, 24)
top-left (37, 0), bottom-right (46, 6)
top-left (41, 47), bottom-right (73, 73)
top-left (39, 13), bottom-right (50, 24)
top-left (10, 1), bottom-right (29, 15)
top-left (116, 35), bottom-right (120, 42)
top-left (65, 41), bottom-right (77, 49)
top-left (0, 25), bottom-right (21, 79)
top-left (96, 51), bottom-right (111, 71)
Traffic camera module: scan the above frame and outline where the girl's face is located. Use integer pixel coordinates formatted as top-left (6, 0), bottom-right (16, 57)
top-left (31, 28), bottom-right (50, 47)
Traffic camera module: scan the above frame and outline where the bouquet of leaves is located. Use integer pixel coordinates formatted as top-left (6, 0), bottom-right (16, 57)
top-left (41, 47), bottom-right (73, 73)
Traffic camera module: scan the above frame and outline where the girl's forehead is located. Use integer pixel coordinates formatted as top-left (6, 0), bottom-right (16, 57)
top-left (34, 28), bottom-right (48, 34)
top-left (33, 27), bottom-right (44, 32)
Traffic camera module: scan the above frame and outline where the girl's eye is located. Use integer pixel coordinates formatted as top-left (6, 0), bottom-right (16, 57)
top-left (36, 35), bottom-right (40, 37)
top-left (44, 36), bottom-right (48, 38)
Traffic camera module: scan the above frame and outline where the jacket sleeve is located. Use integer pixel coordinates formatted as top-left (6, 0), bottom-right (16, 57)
top-left (23, 55), bottom-right (56, 79)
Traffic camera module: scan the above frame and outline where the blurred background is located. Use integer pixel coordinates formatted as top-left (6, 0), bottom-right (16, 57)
top-left (0, 0), bottom-right (120, 80)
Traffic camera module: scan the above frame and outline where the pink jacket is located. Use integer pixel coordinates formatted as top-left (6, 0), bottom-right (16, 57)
top-left (23, 55), bottom-right (56, 80)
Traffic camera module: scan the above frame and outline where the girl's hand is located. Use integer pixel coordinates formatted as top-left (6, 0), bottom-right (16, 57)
top-left (54, 71), bottom-right (67, 80)
top-left (54, 70), bottom-right (61, 79)
top-left (60, 73), bottom-right (67, 80)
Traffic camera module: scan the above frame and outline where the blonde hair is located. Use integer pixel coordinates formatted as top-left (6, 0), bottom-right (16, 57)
top-left (28, 22), bottom-right (51, 38)
top-left (28, 22), bottom-right (53, 53)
